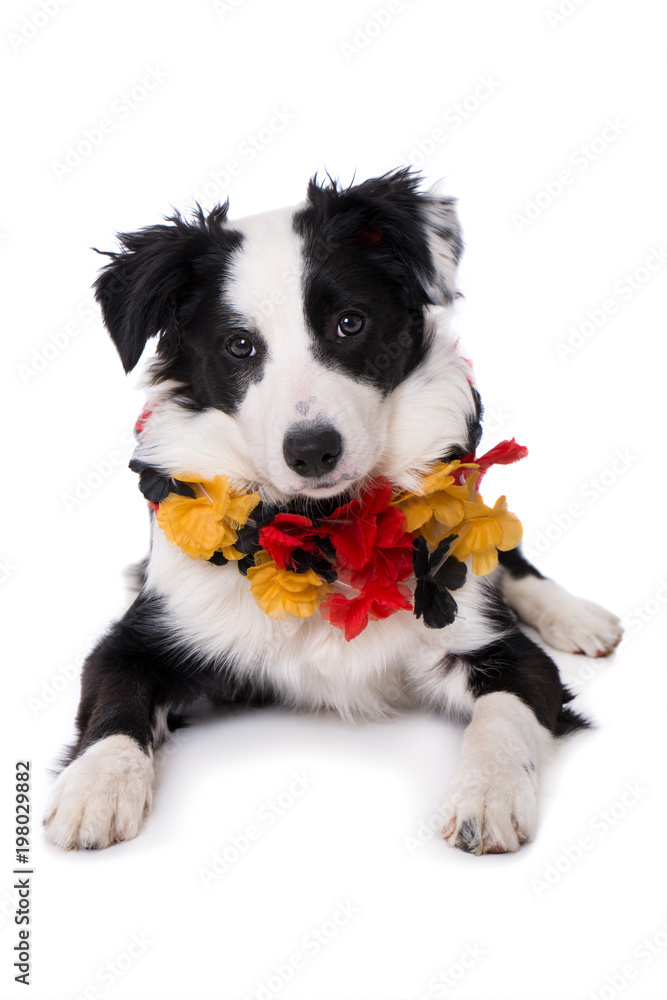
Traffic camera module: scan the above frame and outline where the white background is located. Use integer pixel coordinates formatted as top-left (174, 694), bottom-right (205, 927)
top-left (2, 1), bottom-right (667, 998)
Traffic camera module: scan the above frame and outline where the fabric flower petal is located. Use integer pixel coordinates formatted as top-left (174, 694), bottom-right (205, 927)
top-left (156, 474), bottom-right (259, 560)
top-left (247, 555), bottom-right (329, 619)
top-left (449, 495), bottom-right (522, 575)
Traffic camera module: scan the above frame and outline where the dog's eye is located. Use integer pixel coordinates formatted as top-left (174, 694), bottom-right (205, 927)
top-left (227, 335), bottom-right (256, 359)
top-left (337, 313), bottom-right (365, 337)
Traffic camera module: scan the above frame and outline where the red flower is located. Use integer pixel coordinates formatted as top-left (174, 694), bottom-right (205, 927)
top-left (257, 480), bottom-right (417, 640)
top-left (320, 582), bottom-right (412, 642)
top-left (322, 479), bottom-right (414, 584)
top-left (316, 480), bottom-right (415, 640)
top-left (455, 438), bottom-right (528, 487)
top-left (259, 514), bottom-right (317, 570)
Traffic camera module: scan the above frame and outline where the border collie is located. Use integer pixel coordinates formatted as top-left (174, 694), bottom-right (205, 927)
top-left (43, 170), bottom-right (622, 855)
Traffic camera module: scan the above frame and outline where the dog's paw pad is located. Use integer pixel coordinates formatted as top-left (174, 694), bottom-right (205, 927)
top-left (43, 735), bottom-right (153, 851)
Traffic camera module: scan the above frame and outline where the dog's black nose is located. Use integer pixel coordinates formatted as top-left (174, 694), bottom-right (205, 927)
top-left (283, 425), bottom-right (343, 479)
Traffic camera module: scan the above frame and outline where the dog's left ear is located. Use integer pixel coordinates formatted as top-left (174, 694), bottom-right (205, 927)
top-left (414, 194), bottom-right (464, 305)
top-left (375, 170), bottom-right (463, 305)
top-left (306, 170), bottom-right (463, 305)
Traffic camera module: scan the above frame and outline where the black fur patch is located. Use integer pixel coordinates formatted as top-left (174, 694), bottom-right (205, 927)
top-left (65, 592), bottom-right (280, 764)
top-left (446, 584), bottom-right (590, 736)
top-left (465, 386), bottom-right (484, 454)
top-left (456, 818), bottom-right (481, 854)
top-left (498, 547), bottom-right (545, 579)
top-left (294, 170), bottom-right (458, 395)
top-left (94, 205), bottom-right (268, 414)
top-left (452, 620), bottom-right (590, 737)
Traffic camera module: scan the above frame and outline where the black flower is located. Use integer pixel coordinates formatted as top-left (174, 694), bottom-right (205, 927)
top-left (412, 535), bottom-right (467, 629)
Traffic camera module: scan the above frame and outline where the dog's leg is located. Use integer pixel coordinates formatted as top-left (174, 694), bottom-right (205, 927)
top-left (439, 622), bottom-right (588, 854)
top-left (43, 594), bottom-right (178, 851)
top-left (413, 600), bottom-right (589, 855)
top-left (440, 690), bottom-right (550, 854)
top-left (494, 547), bottom-right (623, 657)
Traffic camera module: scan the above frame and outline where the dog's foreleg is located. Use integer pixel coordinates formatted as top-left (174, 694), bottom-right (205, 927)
top-left (439, 690), bottom-right (551, 854)
top-left (494, 547), bottom-right (623, 657)
top-left (439, 621), bottom-right (590, 854)
top-left (43, 595), bottom-right (173, 850)
top-left (410, 593), bottom-right (589, 855)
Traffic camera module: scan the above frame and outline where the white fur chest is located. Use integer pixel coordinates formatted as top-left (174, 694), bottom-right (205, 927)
top-left (146, 524), bottom-right (494, 720)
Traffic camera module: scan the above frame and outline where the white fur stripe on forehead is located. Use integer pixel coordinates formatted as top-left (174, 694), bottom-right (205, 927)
top-left (223, 205), bottom-right (306, 339)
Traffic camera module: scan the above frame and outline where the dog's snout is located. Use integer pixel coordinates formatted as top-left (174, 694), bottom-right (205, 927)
top-left (283, 424), bottom-right (342, 479)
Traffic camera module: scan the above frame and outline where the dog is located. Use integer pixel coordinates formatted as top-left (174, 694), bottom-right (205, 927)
top-left (43, 169), bottom-right (623, 854)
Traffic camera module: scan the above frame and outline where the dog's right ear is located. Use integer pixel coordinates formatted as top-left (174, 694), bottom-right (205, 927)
top-left (94, 203), bottom-right (233, 373)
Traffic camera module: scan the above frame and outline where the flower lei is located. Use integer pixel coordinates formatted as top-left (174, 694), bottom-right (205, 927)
top-left (130, 411), bottom-right (527, 641)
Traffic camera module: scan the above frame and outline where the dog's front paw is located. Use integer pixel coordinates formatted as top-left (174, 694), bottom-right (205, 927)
top-left (536, 593), bottom-right (623, 657)
top-left (440, 759), bottom-right (538, 855)
top-left (43, 735), bottom-right (154, 851)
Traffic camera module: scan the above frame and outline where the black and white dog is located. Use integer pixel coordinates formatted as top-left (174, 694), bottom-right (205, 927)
top-left (44, 170), bottom-right (622, 854)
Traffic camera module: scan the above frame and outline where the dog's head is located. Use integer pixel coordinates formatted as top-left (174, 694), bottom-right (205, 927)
top-left (95, 169), bottom-right (480, 501)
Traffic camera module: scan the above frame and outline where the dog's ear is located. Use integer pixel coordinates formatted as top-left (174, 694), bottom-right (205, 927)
top-left (94, 203), bottom-right (233, 373)
top-left (304, 169), bottom-right (464, 305)
top-left (414, 194), bottom-right (463, 305)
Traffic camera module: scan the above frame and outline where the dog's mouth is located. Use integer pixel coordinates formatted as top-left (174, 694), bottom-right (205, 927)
top-left (292, 474), bottom-right (360, 498)
top-left (258, 473), bottom-right (363, 508)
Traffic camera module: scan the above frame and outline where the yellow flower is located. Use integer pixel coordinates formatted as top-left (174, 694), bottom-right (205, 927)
top-left (449, 495), bottom-right (523, 575)
top-left (247, 554), bottom-right (329, 619)
top-left (394, 460), bottom-right (479, 545)
top-left (156, 474), bottom-right (259, 561)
